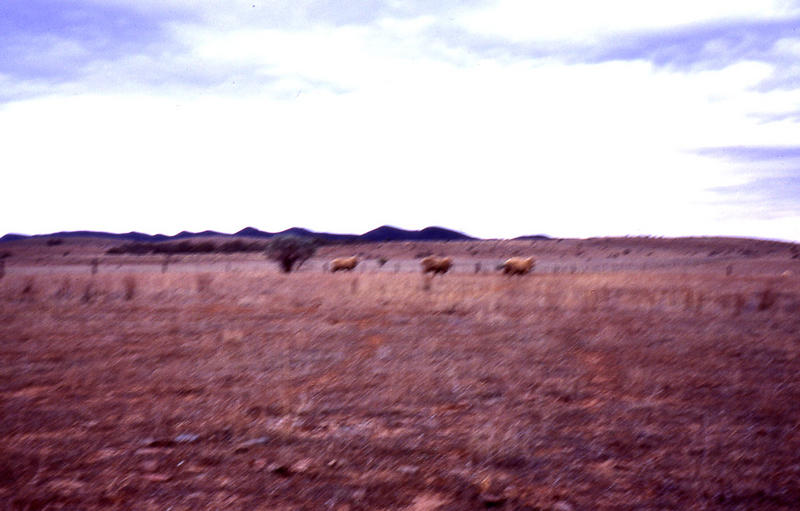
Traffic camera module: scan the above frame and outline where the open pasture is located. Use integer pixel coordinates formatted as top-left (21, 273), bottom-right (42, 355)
top-left (1, 244), bottom-right (800, 509)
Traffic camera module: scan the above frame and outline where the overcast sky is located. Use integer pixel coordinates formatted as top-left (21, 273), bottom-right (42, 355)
top-left (2, 1), bottom-right (799, 241)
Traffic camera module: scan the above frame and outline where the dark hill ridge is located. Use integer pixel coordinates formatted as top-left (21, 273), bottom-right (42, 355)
top-left (0, 225), bottom-right (475, 244)
top-left (0, 230), bottom-right (171, 243)
top-left (514, 234), bottom-right (551, 240)
top-left (360, 225), bottom-right (475, 242)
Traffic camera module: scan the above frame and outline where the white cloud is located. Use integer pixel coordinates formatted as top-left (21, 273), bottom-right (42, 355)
top-left (455, 0), bottom-right (799, 44)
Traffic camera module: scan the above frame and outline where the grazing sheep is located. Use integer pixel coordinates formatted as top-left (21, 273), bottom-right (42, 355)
top-left (330, 256), bottom-right (359, 272)
top-left (421, 256), bottom-right (453, 275)
top-left (500, 257), bottom-right (535, 275)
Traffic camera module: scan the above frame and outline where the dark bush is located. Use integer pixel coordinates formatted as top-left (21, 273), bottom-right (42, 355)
top-left (107, 243), bottom-right (152, 255)
top-left (265, 235), bottom-right (318, 273)
top-left (192, 241), bottom-right (217, 253)
top-left (46, 238), bottom-right (63, 246)
top-left (108, 239), bottom-right (267, 256)
top-left (220, 240), bottom-right (266, 253)
top-left (758, 288), bottom-right (777, 311)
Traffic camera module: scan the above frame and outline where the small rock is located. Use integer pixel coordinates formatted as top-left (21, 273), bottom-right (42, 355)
top-left (398, 465), bottom-right (419, 475)
top-left (141, 473), bottom-right (172, 482)
top-left (478, 475), bottom-right (510, 507)
top-left (234, 436), bottom-right (271, 453)
top-left (292, 458), bottom-right (312, 473)
top-left (143, 438), bottom-right (176, 448)
top-left (480, 493), bottom-right (506, 507)
top-left (134, 447), bottom-right (163, 456)
top-left (267, 462), bottom-right (292, 476)
top-left (140, 460), bottom-right (159, 472)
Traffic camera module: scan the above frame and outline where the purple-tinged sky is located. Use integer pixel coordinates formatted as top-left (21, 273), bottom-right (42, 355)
top-left (1, 0), bottom-right (799, 241)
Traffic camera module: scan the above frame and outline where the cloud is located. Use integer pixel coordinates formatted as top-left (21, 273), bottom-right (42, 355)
top-left (0, 1), bottom-right (185, 78)
top-left (699, 146), bottom-right (800, 218)
top-left (4, 0), bottom-right (799, 103)
top-left (438, 13), bottom-right (800, 68)
top-left (0, 0), bottom-right (198, 102)
top-left (710, 175), bottom-right (800, 219)
top-left (587, 19), bottom-right (800, 70)
top-left (441, 1), bottom-right (800, 92)
top-left (752, 109), bottom-right (800, 123)
top-left (696, 146), bottom-right (800, 161)
top-left (188, 0), bottom-right (483, 29)
top-left (0, 0), bottom-right (486, 103)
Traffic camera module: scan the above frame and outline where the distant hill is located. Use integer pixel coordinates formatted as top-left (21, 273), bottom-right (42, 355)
top-left (234, 227), bottom-right (359, 243)
top-left (172, 230), bottom-right (225, 240)
top-left (360, 225), bottom-right (475, 242)
top-left (514, 234), bottom-right (551, 240)
top-left (0, 225), bottom-right (477, 244)
top-left (0, 230), bottom-right (170, 243)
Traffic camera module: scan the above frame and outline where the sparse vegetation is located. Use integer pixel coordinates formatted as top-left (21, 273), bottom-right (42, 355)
top-left (21, 277), bottom-right (35, 298)
top-left (55, 277), bottom-right (71, 299)
top-left (81, 282), bottom-right (94, 303)
top-left (107, 239), bottom-right (267, 255)
top-left (196, 273), bottom-right (213, 294)
top-left (123, 276), bottom-right (136, 300)
top-left (758, 287), bottom-right (777, 311)
top-left (2, 237), bottom-right (800, 509)
top-left (161, 254), bottom-right (172, 273)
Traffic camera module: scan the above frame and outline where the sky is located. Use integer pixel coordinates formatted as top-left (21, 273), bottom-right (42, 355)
top-left (1, 1), bottom-right (799, 241)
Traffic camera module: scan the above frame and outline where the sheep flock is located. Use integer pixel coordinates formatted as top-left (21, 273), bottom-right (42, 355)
top-left (326, 255), bottom-right (536, 276)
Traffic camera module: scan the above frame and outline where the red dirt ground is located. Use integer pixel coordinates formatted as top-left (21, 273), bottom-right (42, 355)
top-left (1, 237), bottom-right (799, 509)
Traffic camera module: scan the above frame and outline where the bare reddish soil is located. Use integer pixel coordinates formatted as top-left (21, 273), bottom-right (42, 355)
top-left (1, 237), bottom-right (800, 510)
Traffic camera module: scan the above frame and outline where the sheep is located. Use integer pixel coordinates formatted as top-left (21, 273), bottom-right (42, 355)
top-left (500, 256), bottom-right (535, 275)
top-left (330, 256), bottom-right (359, 272)
top-left (420, 256), bottom-right (453, 275)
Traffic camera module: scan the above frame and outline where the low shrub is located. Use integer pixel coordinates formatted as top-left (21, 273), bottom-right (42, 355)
top-left (265, 235), bottom-right (318, 273)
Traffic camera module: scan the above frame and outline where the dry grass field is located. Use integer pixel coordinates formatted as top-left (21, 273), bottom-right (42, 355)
top-left (1, 237), bottom-right (800, 509)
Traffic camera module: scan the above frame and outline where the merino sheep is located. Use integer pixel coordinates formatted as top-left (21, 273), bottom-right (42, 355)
top-left (330, 256), bottom-right (359, 272)
top-left (420, 256), bottom-right (453, 275)
top-left (500, 256), bottom-right (535, 275)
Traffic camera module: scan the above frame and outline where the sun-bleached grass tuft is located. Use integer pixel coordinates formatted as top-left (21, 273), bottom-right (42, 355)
top-left (122, 275), bottom-right (136, 301)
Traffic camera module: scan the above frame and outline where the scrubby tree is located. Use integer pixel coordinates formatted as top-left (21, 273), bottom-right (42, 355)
top-left (265, 235), bottom-right (318, 273)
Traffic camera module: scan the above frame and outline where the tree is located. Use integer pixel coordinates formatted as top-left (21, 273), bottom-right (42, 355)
top-left (265, 235), bottom-right (317, 273)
